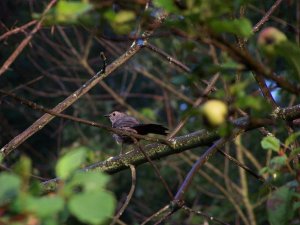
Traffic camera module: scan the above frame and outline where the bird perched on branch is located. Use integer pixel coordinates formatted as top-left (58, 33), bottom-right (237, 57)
top-left (105, 111), bottom-right (168, 153)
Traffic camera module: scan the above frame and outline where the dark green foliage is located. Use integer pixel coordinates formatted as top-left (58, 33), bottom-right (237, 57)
top-left (0, 150), bottom-right (116, 225)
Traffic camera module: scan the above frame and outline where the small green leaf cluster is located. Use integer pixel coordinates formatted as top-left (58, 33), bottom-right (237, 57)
top-left (267, 186), bottom-right (300, 225)
top-left (0, 148), bottom-right (116, 225)
top-left (33, 1), bottom-right (94, 25)
top-left (154, 0), bottom-right (252, 38)
top-left (260, 133), bottom-right (300, 225)
top-left (103, 10), bottom-right (136, 34)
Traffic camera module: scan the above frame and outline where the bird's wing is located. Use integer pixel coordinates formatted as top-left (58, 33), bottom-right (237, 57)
top-left (113, 116), bottom-right (139, 128)
top-left (132, 124), bottom-right (168, 135)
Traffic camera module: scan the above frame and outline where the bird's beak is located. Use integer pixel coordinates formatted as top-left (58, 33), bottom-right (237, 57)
top-left (104, 114), bottom-right (109, 117)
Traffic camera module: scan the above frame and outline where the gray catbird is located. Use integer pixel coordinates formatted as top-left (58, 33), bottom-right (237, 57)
top-left (105, 111), bottom-right (168, 144)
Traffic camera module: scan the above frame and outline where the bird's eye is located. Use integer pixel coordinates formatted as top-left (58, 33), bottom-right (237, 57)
top-left (112, 113), bottom-right (115, 116)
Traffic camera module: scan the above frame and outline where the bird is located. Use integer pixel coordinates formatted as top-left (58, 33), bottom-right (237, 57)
top-left (105, 111), bottom-right (168, 152)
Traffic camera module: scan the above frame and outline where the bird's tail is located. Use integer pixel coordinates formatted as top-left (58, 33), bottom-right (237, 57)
top-left (132, 124), bottom-right (168, 135)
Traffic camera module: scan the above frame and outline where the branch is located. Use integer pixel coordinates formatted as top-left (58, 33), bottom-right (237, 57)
top-left (173, 130), bottom-right (242, 204)
top-left (42, 103), bottom-right (300, 191)
top-left (182, 205), bottom-right (230, 225)
top-left (172, 29), bottom-right (300, 94)
top-left (134, 66), bottom-right (194, 105)
top-left (0, 9), bottom-right (168, 159)
top-left (0, 0), bottom-right (57, 76)
top-left (0, 20), bottom-right (37, 41)
top-left (252, 0), bottom-right (284, 32)
top-left (144, 43), bottom-right (191, 73)
top-left (135, 141), bottom-right (174, 199)
top-left (168, 73), bottom-right (219, 137)
top-left (110, 164), bottom-right (136, 225)
top-left (250, 0), bottom-right (283, 109)
top-left (208, 36), bottom-right (300, 94)
top-left (0, 89), bottom-right (170, 149)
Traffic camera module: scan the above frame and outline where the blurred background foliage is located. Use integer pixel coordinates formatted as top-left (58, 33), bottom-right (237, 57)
top-left (0, 0), bottom-right (300, 224)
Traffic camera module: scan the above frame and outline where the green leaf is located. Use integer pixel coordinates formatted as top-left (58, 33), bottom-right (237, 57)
top-left (290, 147), bottom-right (300, 157)
top-left (55, 147), bottom-right (87, 179)
top-left (0, 173), bottom-right (21, 206)
top-left (209, 18), bottom-right (253, 37)
top-left (13, 155), bottom-right (32, 180)
top-left (292, 192), bottom-right (300, 198)
top-left (270, 155), bottom-right (287, 166)
top-left (105, 10), bottom-right (136, 24)
top-left (153, 0), bottom-right (178, 12)
top-left (25, 196), bottom-right (64, 218)
top-left (236, 95), bottom-right (263, 110)
top-left (293, 202), bottom-right (300, 211)
top-left (275, 41), bottom-right (300, 81)
top-left (259, 166), bottom-right (271, 175)
top-left (258, 181), bottom-right (274, 197)
top-left (68, 191), bottom-right (116, 225)
top-left (141, 108), bottom-right (156, 121)
top-left (261, 136), bottom-right (280, 152)
top-left (267, 186), bottom-right (294, 225)
top-left (229, 80), bottom-right (249, 95)
top-left (68, 171), bottom-right (109, 192)
top-left (34, 0), bottom-right (93, 25)
top-left (218, 123), bottom-right (233, 137)
top-left (103, 10), bottom-right (136, 34)
top-left (114, 11), bottom-right (135, 24)
top-left (285, 131), bottom-right (300, 146)
top-left (56, 1), bottom-right (93, 23)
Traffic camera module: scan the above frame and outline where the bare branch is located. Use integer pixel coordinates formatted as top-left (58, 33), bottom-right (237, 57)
top-left (252, 0), bottom-right (284, 32)
top-left (0, 0), bottom-right (57, 76)
top-left (0, 9), bottom-right (168, 158)
top-left (110, 164), bottom-right (136, 225)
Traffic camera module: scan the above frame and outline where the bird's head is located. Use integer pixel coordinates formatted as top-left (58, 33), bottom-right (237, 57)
top-left (104, 111), bottom-right (127, 123)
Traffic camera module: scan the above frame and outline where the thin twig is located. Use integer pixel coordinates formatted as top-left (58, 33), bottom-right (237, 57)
top-left (59, 25), bottom-right (153, 123)
top-left (252, 0), bottom-right (284, 32)
top-left (207, 36), bottom-right (300, 94)
top-left (168, 73), bottom-right (219, 138)
top-left (0, 0), bottom-right (57, 76)
top-left (135, 140), bottom-right (174, 199)
top-left (0, 9), bottom-right (168, 159)
top-left (134, 66), bottom-right (194, 104)
top-left (140, 205), bottom-right (170, 225)
top-left (235, 135), bottom-right (256, 225)
top-left (249, 5), bottom-right (298, 33)
top-left (144, 43), bottom-right (191, 73)
top-left (110, 165), bottom-right (136, 225)
top-left (217, 149), bottom-right (268, 185)
top-left (0, 90), bottom-right (171, 147)
top-left (182, 205), bottom-right (230, 225)
top-left (174, 129), bottom-right (243, 203)
top-left (153, 211), bottom-right (172, 225)
top-left (252, 73), bottom-right (277, 109)
top-left (0, 20), bottom-right (37, 41)
top-left (0, 163), bottom-right (48, 181)
top-left (249, 0), bottom-right (283, 109)
top-left (181, 154), bottom-right (249, 225)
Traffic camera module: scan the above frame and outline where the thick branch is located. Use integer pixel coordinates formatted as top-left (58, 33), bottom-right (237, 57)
top-left (42, 103), bottom-right (300, 190)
